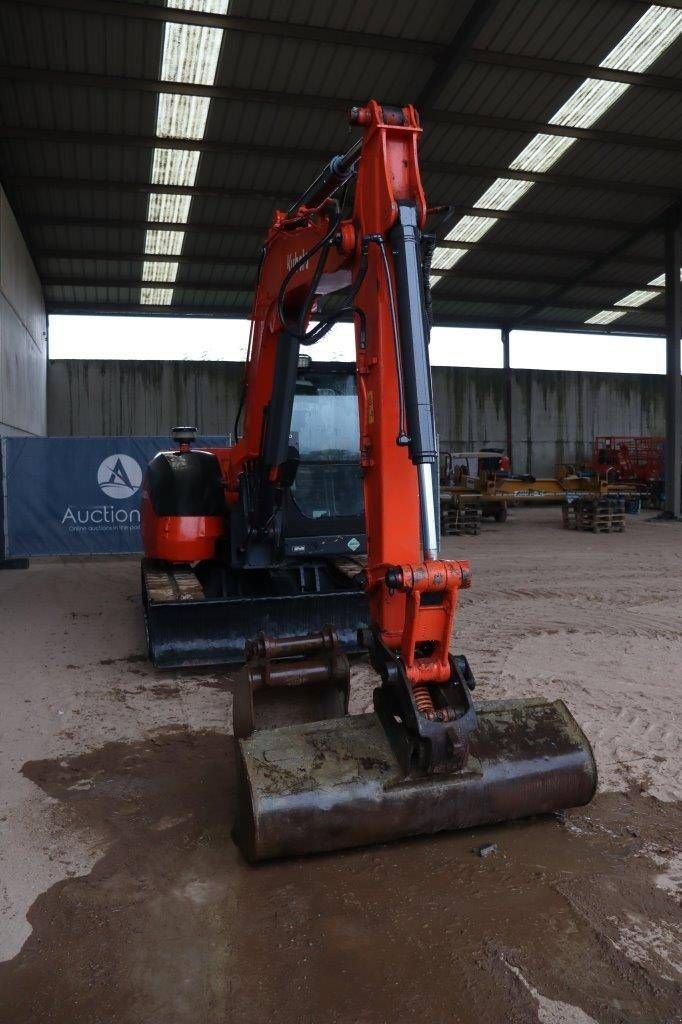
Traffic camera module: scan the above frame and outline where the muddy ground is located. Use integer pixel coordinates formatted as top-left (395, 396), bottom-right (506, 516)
top-left (0, 509), bottom-right (680, 1023)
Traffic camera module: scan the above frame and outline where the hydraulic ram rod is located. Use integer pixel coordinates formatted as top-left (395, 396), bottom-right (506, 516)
top-left (287, 138), bottom-right (362, 215)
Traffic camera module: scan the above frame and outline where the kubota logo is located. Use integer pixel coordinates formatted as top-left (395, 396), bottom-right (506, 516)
top-left (97, 454), bottom-right (142, 500)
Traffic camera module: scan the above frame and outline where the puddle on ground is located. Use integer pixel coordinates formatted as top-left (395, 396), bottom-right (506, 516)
top-left (0, 727), bottom-right (679, 1024)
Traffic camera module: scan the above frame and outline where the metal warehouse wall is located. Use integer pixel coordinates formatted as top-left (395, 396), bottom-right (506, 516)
top-left (432, 367), bottom-right (664, 475)
top-left (0, 187), bottom-right (47, 436)
top-left (48, 360), bottom-right (665, 477)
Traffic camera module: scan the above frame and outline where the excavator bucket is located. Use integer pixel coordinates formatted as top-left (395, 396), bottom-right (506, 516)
top-left (142, 560), bottom-right (369, 668)
top-left (232, 631), bottom-right (597, 862)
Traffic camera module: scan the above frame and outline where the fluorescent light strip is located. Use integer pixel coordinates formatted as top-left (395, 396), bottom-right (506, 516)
top-left (141, 0), bottom-right (230, 304)
top-left (436, 6), bottom-right (682, 290)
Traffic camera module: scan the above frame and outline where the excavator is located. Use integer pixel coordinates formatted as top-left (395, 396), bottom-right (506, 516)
top-left (141, 101), bottom-right (596, 861)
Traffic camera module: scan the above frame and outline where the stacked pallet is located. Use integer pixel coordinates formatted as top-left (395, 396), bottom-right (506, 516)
top-left (441, 502), bottom-right (480, 536)
top-left (563, 496), bottom-right (626, 533)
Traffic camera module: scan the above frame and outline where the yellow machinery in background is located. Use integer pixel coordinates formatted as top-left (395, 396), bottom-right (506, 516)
top-left (440, 452), bottom-right (640, 535)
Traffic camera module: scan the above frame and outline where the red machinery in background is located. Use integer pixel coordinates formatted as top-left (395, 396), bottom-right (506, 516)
top-left (141, 101), bottom-right (596, 861)
top-left (591, 436), bottom-right (664, 487)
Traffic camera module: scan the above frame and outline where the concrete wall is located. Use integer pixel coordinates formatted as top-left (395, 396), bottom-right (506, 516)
top-left (0, 187), bottom-right (47, 436)
top-left (48, 359), bottom-right (665, 477)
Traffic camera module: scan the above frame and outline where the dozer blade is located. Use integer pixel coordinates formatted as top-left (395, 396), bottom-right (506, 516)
top-left (233, 698), bottom-right (597, 861)
top-left (142, 562), bottom-right (368, 668)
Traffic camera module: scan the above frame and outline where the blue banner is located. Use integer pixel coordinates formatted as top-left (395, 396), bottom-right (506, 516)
top-left (1, 435), bottom-right (228, 557)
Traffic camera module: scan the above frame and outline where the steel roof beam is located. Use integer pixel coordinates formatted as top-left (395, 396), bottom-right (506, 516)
top-left (37, 250), bottom-right (261, 267)
top-left (0, 125), bottom-right (332, 163)
top-left (7, 174), bottom-right (295, 202)
top-left (13, 1), bottom-right (682, 93)
top-left (5, 111), bottom-right (682, 156)
top-left (17, 204), bottom-right (645, 235)
top-left (18, 218), bottom-right (659, 266)
top-left (445, 205), bottom-right (636, 232)
top-left (42, 275), bottom-right (665, 314)
top-left (6, 154), bottom-right (682, 205)
top-left (417, 0), bottom-right (502, 108)
top-left (3, 58), bottom-right (681, 122)
top-left (33, 251), bottom-right (667, 295)
top-left (510, 204), bottom-right (675, 324)
top-left (22, 215), bottom-right (262, 235)
top-left (425, 163), bottom-right (680, 201)
top-left (44, 276), bottom-right (255, 291)
top-left (43, 300), bottom-right (665, 337)
top-left (0, 64), bottom-right (350, 109)
top-left (12, 0), bottom-right (441, 54)
top-left (470, 49), bottom-right (682, 94)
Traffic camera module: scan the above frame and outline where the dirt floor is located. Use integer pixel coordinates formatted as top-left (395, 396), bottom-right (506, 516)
top-left (0, 508), bottom-right (680, 1024)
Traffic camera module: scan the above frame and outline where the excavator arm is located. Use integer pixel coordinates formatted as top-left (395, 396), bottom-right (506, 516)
top-left (226, 102), bottom-right (476, 774)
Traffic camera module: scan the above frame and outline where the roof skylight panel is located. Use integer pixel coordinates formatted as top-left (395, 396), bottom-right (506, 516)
top-left (549, 79), bottom-right (629, 131)
top-left (140, 0), bottom-right (230, 305)
top-left (434, 5), bottom-right (682, 297)
top-left (151, 149), bottom-right (201, 188)
top-left (431, 246), bottom-right (469, 271)
top-left (144, 230), bottom-right (186, 256)
top-left (142, 261), bottom-right (180, 284)
top-left (585, 309), bottom-right (628, 325)
top-left (147, 194), bottom-right (193, 224)
top-left (601, 5), bottom-right (682, 72)
top-left (614, 289), bottom-right (660, 307)
top-left (474, 178), bottom-right (534, 211)
top-left (156, 95), bottom-right (211, 140)
top-left (141, 287), bottom-right (174, 305)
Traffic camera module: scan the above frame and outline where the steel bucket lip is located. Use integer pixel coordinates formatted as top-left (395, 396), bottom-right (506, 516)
top-left (233, 698), bottom-right (598, 862)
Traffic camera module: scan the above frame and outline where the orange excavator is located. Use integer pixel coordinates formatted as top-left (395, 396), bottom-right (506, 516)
top-left (142, 102), bottom-right (596, 860)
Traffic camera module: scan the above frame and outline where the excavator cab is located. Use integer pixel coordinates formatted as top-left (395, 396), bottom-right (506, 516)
top-left (285, 362), bottom-right (365, 557)
top-left (141, 361), bottom-right (368, 668)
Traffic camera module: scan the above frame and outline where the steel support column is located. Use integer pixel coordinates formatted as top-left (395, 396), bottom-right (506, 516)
top-left (502, 327), bottom-right (512, 470)
top-left (664, 209), bottom-right (682, 518)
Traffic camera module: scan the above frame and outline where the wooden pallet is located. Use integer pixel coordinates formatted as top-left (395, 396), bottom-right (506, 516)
top-left (441, 503), bottom-right (479, 536)
top-left (563, 497), bottom-right (626, 533)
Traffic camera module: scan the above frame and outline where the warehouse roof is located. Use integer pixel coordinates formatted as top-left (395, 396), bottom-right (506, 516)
top-left (1, 0), bottom-right (681, 335)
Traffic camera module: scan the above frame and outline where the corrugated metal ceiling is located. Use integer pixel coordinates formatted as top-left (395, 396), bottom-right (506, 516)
top-left (0, 0), bottom-right (680, 334)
